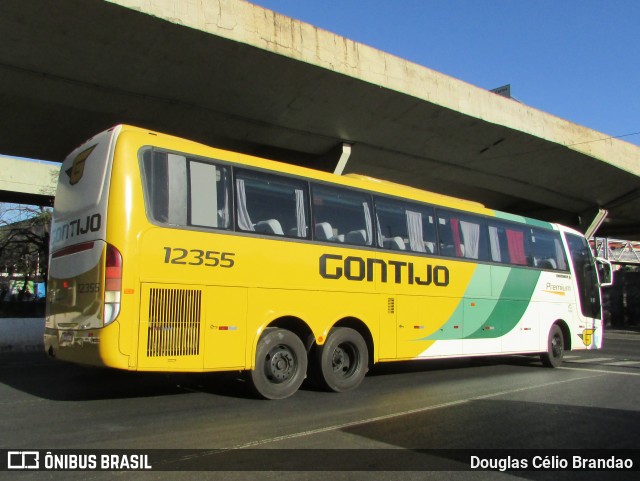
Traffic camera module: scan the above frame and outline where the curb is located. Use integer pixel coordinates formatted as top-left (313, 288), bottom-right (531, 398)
top-left (0, 318), bottom-right (45, 353)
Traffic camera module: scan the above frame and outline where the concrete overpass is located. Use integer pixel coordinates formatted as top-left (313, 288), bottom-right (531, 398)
top-left (1, 0), bottom-right (639, 238)
top-left (0, 156), bottom-right (58, 206)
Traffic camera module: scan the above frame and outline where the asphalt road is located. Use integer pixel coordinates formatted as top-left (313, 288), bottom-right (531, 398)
top-left (1, 330), bottom-right (639, 480)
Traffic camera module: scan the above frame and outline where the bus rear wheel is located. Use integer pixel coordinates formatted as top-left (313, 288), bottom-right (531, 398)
top-left (541, 324), bottom-right (565, 368)
top-left (249, 328), bottom-right (307, 400)
top-left (314, 327), bottom-right (368, 392)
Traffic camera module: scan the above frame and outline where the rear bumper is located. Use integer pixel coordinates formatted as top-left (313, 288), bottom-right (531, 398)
top-left (45, 327), bottom-right (102, 366)
top-left (44, 321), bottom-right (128, 368)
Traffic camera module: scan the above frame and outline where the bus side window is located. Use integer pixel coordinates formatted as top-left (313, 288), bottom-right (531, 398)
top-left (437, 210), bottom-right (489, 261)
top-left (141, 151), bottom-right (188, 226)
top-left (188, 159), bottom-right (231, 229)
top-left (141, 150), bottom-right (168, 223)
top-left (374, 197), bottom-right (437, 254)
top-left (235, 170), bottom-right (309, 238)
top-left (530, 228), bottom-right (568, 271)
top-left (141, 150), bottom-right (234, 231)
top-left (311, 184), bottom-right (373, 246)
top-left (487, 221), bottom-right (528, 266)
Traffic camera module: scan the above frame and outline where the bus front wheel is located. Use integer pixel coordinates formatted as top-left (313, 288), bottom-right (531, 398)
top-left (314, 327), bottom-right (368, 392)
top-left (248, 328), bottom-right (307, 400)
top-left (541, 324), bottom-right (564, 368)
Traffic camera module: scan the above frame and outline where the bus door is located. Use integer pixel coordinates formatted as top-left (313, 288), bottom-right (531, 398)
top-left (564, 233), bottom-right (602, 348)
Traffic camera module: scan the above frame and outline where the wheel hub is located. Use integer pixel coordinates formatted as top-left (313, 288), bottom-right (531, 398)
top-left (332, 345), bottom-right (353, 375)
top-left (551, 334), bottom-right (563, 357)
top-left (265, 345), bottom-right (296, 383)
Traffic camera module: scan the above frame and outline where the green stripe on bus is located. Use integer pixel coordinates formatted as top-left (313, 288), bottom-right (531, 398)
top-left (422, 267), bottom-right (541, 341)
top-left (464, 268), bottom-right (541, 339)
top-left (493, 210), bottom-right (554, 229)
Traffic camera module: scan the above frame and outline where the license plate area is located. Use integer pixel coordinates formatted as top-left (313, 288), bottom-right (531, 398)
top-left (60, 330), bottom-right (74, 345)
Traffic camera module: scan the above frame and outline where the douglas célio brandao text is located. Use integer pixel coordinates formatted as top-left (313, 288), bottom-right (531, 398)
top-left (470, 454), bottom-right (634, 471)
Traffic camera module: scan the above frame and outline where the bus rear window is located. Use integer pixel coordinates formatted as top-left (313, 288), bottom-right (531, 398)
top-left (54, 135), bottom-right (112, 218)
top-left (140, 150), bottom-right (231, 230)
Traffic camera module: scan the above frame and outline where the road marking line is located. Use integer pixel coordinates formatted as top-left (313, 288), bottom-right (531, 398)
top-left (604, 360), bottom-right (640, 366)
top-left (231, 373), bottom-right (605, 449)
top-left (566, 357), bottom-right (615, 363)
top-left (559, 366), bottom-right (640, 376)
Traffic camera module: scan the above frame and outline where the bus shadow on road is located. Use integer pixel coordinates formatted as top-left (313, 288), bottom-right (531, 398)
top-left (367, 354), bottom-right (543, 377)
top-left (0, 351), bottom-right (549, 402)
top-left (0, 352), bottom-right (258, 401)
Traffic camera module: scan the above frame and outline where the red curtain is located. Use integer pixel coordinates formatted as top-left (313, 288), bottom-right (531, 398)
top-left (451, 218), bottom-right (463, 257)
top-left (506, 229), bottom-right (526, 265)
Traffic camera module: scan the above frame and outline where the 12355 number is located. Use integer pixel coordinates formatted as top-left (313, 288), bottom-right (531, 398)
top-left (163, 247), bottom-right (235, 268)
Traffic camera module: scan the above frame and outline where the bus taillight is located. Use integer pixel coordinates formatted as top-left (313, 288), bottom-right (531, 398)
top-left (104, 243), bottom-right (122, 326)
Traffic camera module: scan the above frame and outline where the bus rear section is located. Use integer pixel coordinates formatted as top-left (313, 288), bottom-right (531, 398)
top-left (44, 127), bottom-right (124, 367)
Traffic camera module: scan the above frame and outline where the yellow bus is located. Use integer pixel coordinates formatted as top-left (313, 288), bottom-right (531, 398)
top-left (45, 125), bottom-right (612, 399)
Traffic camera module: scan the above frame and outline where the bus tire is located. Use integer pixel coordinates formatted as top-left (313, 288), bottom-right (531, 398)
top-left (314, 327), bottom-right (368, 392)
top-left (248, 328), bottom-right (307, 400)
top-left (541, 324), bottom-right (564, 368)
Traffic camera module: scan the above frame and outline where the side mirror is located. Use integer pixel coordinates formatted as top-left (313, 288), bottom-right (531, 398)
top-left (595, 257), bottom-right (613, 287)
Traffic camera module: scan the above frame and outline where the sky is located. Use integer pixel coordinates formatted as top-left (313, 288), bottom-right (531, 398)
top-left (248, 0), bottom-right (640, 146)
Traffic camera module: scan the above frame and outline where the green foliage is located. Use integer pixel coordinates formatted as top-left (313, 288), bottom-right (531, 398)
top-left (0, 204), bottom-right (51, 301)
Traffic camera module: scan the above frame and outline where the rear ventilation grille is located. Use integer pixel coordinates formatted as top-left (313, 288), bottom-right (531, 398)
top-left (147, 288), bottom-right (202, 357)
top-left (388, 298), bottom-right (395, 314)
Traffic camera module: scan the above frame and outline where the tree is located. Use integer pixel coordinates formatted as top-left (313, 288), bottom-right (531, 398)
top-left (0, 203), bottom-right (51, 302)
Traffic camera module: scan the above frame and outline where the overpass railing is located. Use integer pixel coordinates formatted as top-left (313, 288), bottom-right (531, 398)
top-left (593, 238), bottom-right (640, 264)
